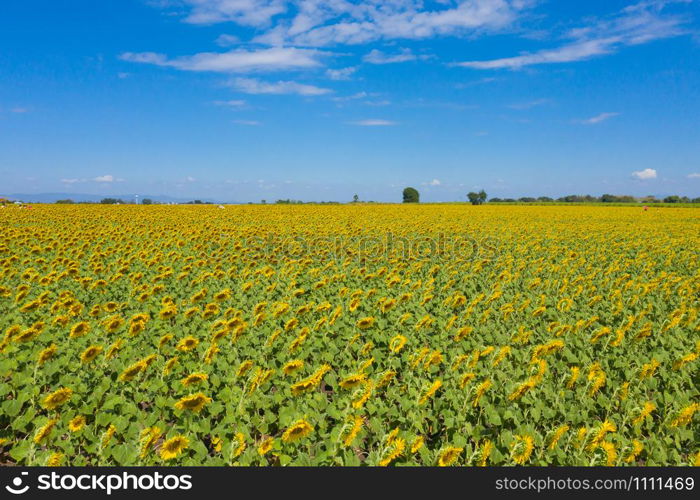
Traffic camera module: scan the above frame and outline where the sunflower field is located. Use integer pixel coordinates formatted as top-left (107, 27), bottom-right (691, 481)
top-left (0, 204), bottom-right (698, 466)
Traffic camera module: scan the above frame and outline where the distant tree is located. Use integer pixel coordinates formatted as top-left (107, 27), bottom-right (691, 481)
top-left (537, 196), bottom-right (553, 202)
top-left (55, 199), bottom-right (74, 204)
top-left (518, 197), bottom-right (536, 203)
top-left (468, 191), bottom-right (487, 205)
top-left (692, 197), bottom-right (700, 204)
top-left (261, 199), bottom-right (266, 204)
top-left (503, 198), bottom-right (516, 202)
top-left (489, 197), bottom-right (502, 202)
top-left (141, 198), bottom-right (153, 205)
top-left (663, 195), bottom-right (681, 203)
top-left (402, 187), bottom-right (419, 203)
top-left (100, 198), bottom-right (123, 204)
top-left (353, 194), bottom-right (359, 203)
top-left (600, 194), bottom-right (617, 203)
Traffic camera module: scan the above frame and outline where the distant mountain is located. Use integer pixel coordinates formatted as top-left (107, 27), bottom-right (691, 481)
top-left (2, 193), bottom-right (231, 204)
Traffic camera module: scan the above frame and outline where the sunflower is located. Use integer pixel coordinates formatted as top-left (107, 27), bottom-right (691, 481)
top-left (511, 435), bottom-right (534, 465)
top-left (232, 432), bottom-right (246, 458)
top-left (47, 452), bottom-right (64, 466)
top-left (174, 393), bottom-right (212, 413)
top-left (410, 436), bottom-right (424, 454)
top-left (105, 338), bottom-right (124, 360)
top-left (379, 438), bottom-right (405, 466)
top-left (236, 360), bottom-right (254, 377)
top-left (670, 402), bottom-right (699, 427)
top-left (437, 446), bottom-right (463, 467)
top-left (478, 440), bottom-right (493, 466)
top-left (158, 334), bottom-right (173, 349)
top-left (356, 317), bottom-right (375, 330)
top-left (343, 416), bottom-right (363, 447)
top-left (104, 316), bottom-right (124, 333)
top-left (175, 336), bottom-right (199, 352)
top-left (34, 419), bottom-right (58, 444)
top-left (389, 334), bottom-right (407, 353)
top-left (80, 345), bottom-right (103, 363)
top-left (257, 437), bottom-right (274, 456)
top-left (37, 344), bottom-right (57, 364)
top-left (139, 426), bottom-right (162, 458)
top-left (119, 361), bottom-right (145, 382)
top-left (282, 359), bottom-right (304, 376)
top-left (281, 419), bottom-right (314, 443)
top-left (418, 379), bottom-right (442, 405)
top-left (339, 373), bottom-right (367, 390)
top-left (181, 372), bottom-right (208, 387)
top-left (101, 424), bottom-right (117, 447)
top-left (163, 356), bottom-right (179, 375)
top-left (159, 435), bottom-right (189, 461)
top-left (68, 415), bottom-right (86, 432)
top-left (42, 387), bottom-right (73, 410)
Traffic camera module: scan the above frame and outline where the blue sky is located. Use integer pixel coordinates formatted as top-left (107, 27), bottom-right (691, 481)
top-left (1, 0), bottom-right (699, 202)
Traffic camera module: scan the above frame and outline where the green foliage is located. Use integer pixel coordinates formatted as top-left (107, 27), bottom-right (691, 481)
top-left (402, 187), bottom-right (419, 203)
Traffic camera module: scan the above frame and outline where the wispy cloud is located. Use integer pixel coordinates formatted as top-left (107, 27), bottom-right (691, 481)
top-left (332, 92), bottom-right (369, 103)
top-left (231, 77), bottom-right (332, 96)
top-left (60, 178), bottom-right (85, 184)
top-left (120, 47), bottom-right (325, 73)
top-left (215, 34), bottom-right (240, 47)
top-left (579, 112), bottom-right (619, 124)
top-left (631, 168), bottom-right (657, 180)
top-left (507, 98), bottom-right (550, 110)
top-left (347, 119), bottom-right (397, 126)
top-left (156, 0), bottom-right (528, 47)
top-left (233, 119), bottom-right (261, 126)
top-left (363, 49), bottom-right (424, 64)
top-left (687, 172), bottom-right (700, 179)
top-left (94, 175), bottom-right (114, 182)
top-left (455, 1), bottom-right (690, 69)
top-left (213, 99), bottom-right (247, 109)
top-left (424, 179), bottom-right (441, 186)
top-left (326, 66), bottom-right (358, 80)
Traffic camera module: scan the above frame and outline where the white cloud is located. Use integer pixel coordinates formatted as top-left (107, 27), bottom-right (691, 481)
top-left (687, 173), bottom-right (700, 179)
top-left (428, 179), bottom-right (441, 186)
top-left (363, 49), bottom-right (419, 64)
top-left (213, 99), bottom-right (247, 108)
top-left (155, 0), bottom-right (528, 47)
top-left (120, 47), bottom-right (325, 73)
top-left (580, 112), bottom-right (619, 124)
top-left (332, 92), bottom-right (368, 102)
top-left (60, 178), bottom-right (85, 184)
top-left (507, 98), bottom-right (550, 110)
top-left (347, 119), bottom-right (396, 126)
top-left (455, 1), bottom-right (689, 69)
top-left (631, 168), bottom-right (657, 180)
top-left (180, 0), bottom-right (287, 26)
top-left (185, 176), bottom-right (196, 182)
top-left (326, 66), bottom-right (358, 80)
top-left (215, 34), bottom-right (240, 46)
top-left (231, 77), bottom-right (331, 95)
top-left (233, 119), bottom-right (262, 125)
top-left (94, 175), bottom-right (115, 182)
